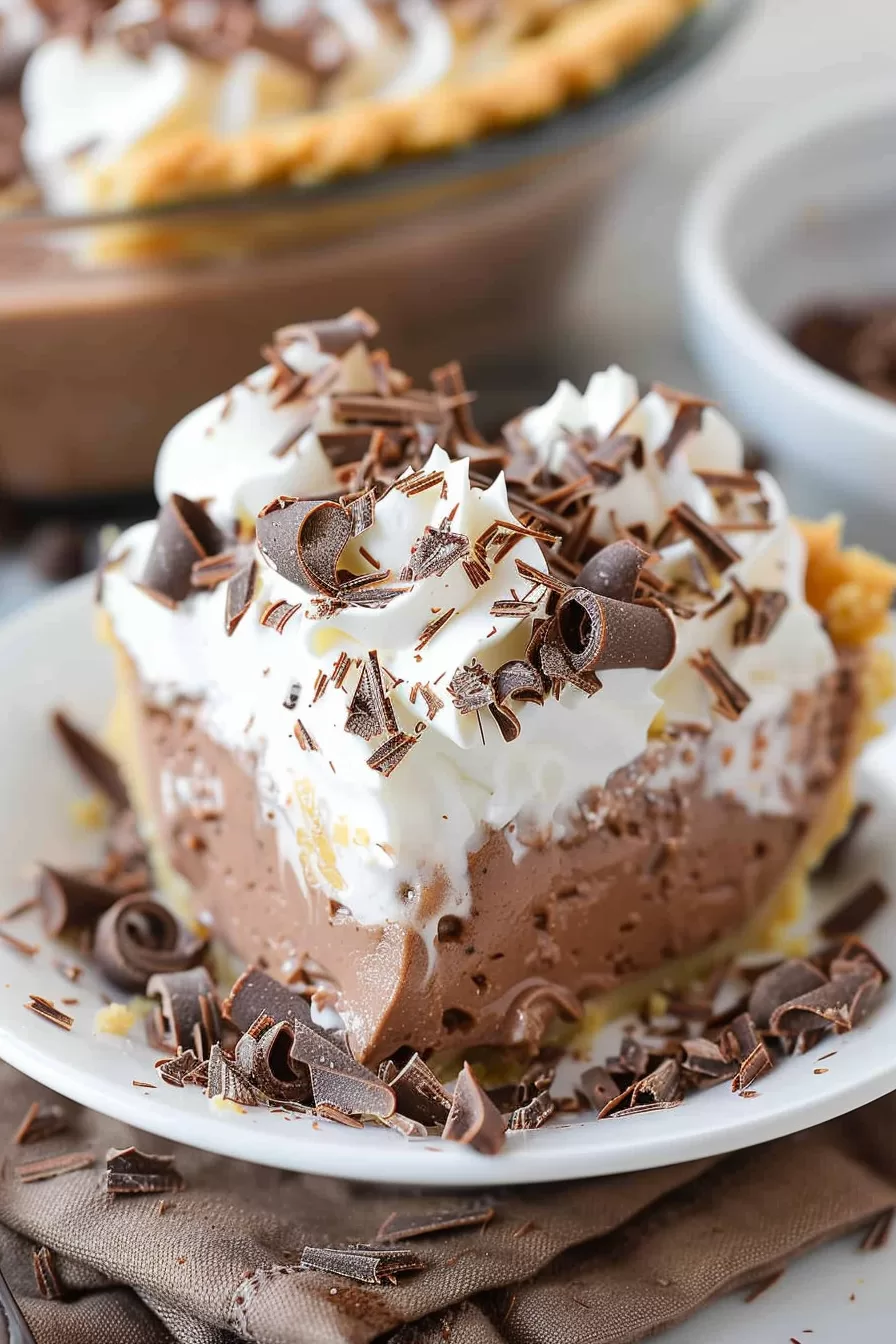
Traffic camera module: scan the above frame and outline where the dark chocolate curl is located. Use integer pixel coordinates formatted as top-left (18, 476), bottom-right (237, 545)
top-left (94, 897), bottom-right (206, 993)
top-left (275, 308), bottom-right (379, 356)
top-left (52, 711), bottom-right (130, 812)
top-left (490, 660), bottom-right (545, 742)
top-left (235, 1016), bottom-right (310, 1104)
top-left (256, 497), bottom-right (352, 595)
top-left (222, 965), bottom-right (313, 1032)
top-left (141, 494), bottom-right (224, 603)
top-left (36, 865), bottom-right (118, 938)
top-left (442, 1063), bottom-right (506, 1155)
top-left (554, 587), bottom-right (676, 673)
top-left (147, 965), bottom-right (221, 1055)
top-left (575, 539), bottom-right (650, 602)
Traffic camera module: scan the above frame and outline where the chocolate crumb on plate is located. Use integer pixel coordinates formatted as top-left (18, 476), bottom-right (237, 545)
top-left (24, 995), bottom-right (73, 1031)
top-left (376, 1206), bottom-right (494, 1244)
top-left (32, 1246), bottom-right (63, 1301)
top-left (820, 879), bottom-right (890, 939)
top-left (442, 1063), bottom-right (506, 1155)
top-left (299, 1244), bottom-right (425, 1285)
top-left (13, 1103), bottom-right (67, 1146)
top-left (51, 710), bottom-right (129, 813)
top-left (104, 1147), bottom-right (184, 1196)
top-left (16, 1152), bottom-right (94, 1183)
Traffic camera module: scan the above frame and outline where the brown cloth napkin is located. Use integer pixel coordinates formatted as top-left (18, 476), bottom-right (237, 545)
top-left (0, 1061), bottom-right (893, 1344)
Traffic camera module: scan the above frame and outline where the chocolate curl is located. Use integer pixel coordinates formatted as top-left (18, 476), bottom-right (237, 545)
top-left (389, 1053), bottom-right (452, 1127)
top-left (503, 983), bottom-right (582, 1052)
top-left (275, 308), bottom-right (379, 357)
top-left (52, 710), bottom-right (129, 813)
top-left (553, 587), bottom-right (676, 673)
top-left (93, 897), bottom-right (206, 994)
top-left (147, 965), bottom-right (221, 1056)
top-left (768, 968), bottom-right (883, 1037)
top-left (256, 497), bottom-right (352, 595)
top-left (141, 494), bottom-right (224, 603)
top-left (442, 1063), bottom-right (506, 1155)
top-left (222, 965), bottom-right (313, 1032)
top-left (486, 658), bottom-right (546, 742)
top-left (36, 865), bottom-right (118, 938)
top-left (747, 959), bottom-right (828, 1030)
top-left (234, 1015), bottom-right (310, 1105)
top-left (575, 539), bottom-right (650, 603)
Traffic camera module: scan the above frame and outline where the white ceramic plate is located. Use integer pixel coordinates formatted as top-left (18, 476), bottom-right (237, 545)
top-left (1, 577), bottom-right (895, 1187)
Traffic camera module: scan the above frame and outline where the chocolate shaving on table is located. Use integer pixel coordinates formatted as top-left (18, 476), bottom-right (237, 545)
top-left (404, 522), bottom-right (470, 581)
top-left (690, 648), bottom-right (751, 720)
top-left (732, 584), bottom-right (789, 647)
top-left (206, 1044), bottom-right (258, 1106)
top-left (748, 959), bottom-right (829, 1030)
top-left (367, 732), bottom-right (418, 776)
top-left (235, 1015), bottom-right (310, 1104)
top-left (147, 965), bottom-right (221, 1056)
top-left (93, 896), bottom-right (206, 993)
top-left (821, 880), bottom-right (890, 938)
top-left (679, 1038), bottom-right (737, 1084)
top-left (299, 1244), bottom-right (425, 1286)
top-left (35, 865), bottom-right (118, 938)
top-left (815, 802), bottom-right (874, 880)
top-left (575, 539), bottom-right (650, 602)
top-left (550, 587), bottom-right (676, 674)
top-left (389, 1053), bottom-right (452, 1126)
top-left (346, 650), bottom-right (398, 740)
top-left (51, 710), bottom-right (129, 812)
top-left (768, 968), bottom-right (883, 1037)
top-left (224, 558), bottom-right (256, 635)
top-left (442, 1062), bottom-right (506, 1155)
top-left (191, 550), bottom-right (241, 590)
top-left (655, 401), bottom-right (705, 468)
top-left (509, 1091), bottom-right (555, 1131)
top-left (668, 502), bottom-right (740, 573)
top-left (141, 493), bottom-right (224, 604)
top-left (13, 1102), bottom-right (67, 1146)
top-left (32, 1246), bottom-right (63, 1301)
top-left (16, 1151), bottom-right (93, 1183)
top-left (599, 1058), bottom-right (683, 1117)
top-left (155, 1049), bottom-right (201, 1088)
top-left (577, 1065), bottom-right (621, 1111)
top-left (376, 1205), bottom-right (495, 1243)
top-left (104, 1147), bottom-right (184, 1196)
top-left (222, 965), bottom-right (313, 1033)
top-left (275, 309), bottom-right (379, 357)
top-left (25, 996), bottom-right (73, 1031)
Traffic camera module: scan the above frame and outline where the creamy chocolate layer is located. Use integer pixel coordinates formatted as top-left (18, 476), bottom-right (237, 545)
top-left (127, 655), bottom-right (863, 1064)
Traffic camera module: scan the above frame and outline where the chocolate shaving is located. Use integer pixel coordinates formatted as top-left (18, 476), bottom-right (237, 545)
top-left (147, 965), bottom-right (221, 1056)
top-left (206, 1044), bottom-right (258, 1106)
top-left (509, 1091), bottom-right (555, 1130)
top-left (299, 1244), bottom-right (425, 1285)
top-left (577, 1065), bottom-right (621, 1111)
top-left (731, 1041), bottom-right (774, 1093)
top-left (51, 710), bottom-right (129, 812)
top-left (333, 393), bottom-right (441, 426)
top-left (315, 1104), bottom-right (363, 1128)
top-left (600, 1058), bottom-right (683, 1117)
top-left (679, 1038), bottom-right (737, 1083)
top-left (25, 995), bottom-right (73, 1031)
top-left (405, 522), bottom-right (470, 581)
top-left (551, 587), bottom-right (675, 674)
top-left (17, 1151), bottom-right (93, 1183)
top-left (389, 1053), bottom-right (452, 1127)
top-left (668, 502), bottom-right (740, 573)
top-left (275, 309), bottom-right (378, 357)
top-left (36, 865), bottom-right (118, 938)
top-left (376, 1205), bottom-right (494, 1243)
top-left (430, 360), bottom-right (488, 446)
top-left (575, 539), bottom-right (650, 602)
top-left (732, 585), bottom-right (789, 646)
top-left (0, 929), bottom-right (38, 957)
top-left (718, 1012), bottom-right (761, 1065)
top-left (234, 1015), bottom-right (309, 1104)
top-left (270, 402), bottom-right (321, 459)
top-left (828, 935), bottom-right (891, 985)
top-left (690, 648), bottom-right (751, 720)
top-left (141, 493), bottom-right (223, 603)
top-left (104, 1147), bottom-right (184, 1196)
top-left (309, 1064), bottom-right (395, 1118)
top-left (257, 496), bottom-right (350, 595)
top-left (223, 965), bottom-right (312, 1033)
top-left (155, 1049), bottom-right (201, 1088)
top-left (409, 682), bottom-right (444, 721)
top-left (821, 880), bottom-right (890, 938)
top-left (385, 1113), bottom-right (428, 1139)
top-left (748, 959), bottom-right (828, 1030)
top-left (349, 490), bottom-right (376, 538)
top-left (367, 733), bottom-right (418, 777)
top-left (447, 660), bottom-right (494, 713)
top-left (415, 608), bottom-right (455, 651)
top-left (769, 969), bottom-right (883, 1037)
top-left (656, 402), bottom-right (705, 468)
top-left (293, 720), bottom-right (320, 752)
top-left (442, 1062), bottom-right (506, 1155)
top-left (191, 550), bottom-right (241, 590)
top-left (14, 1102), bottom-right (67, 1146)
top-left (346, 651), bottom-right (398, 740)
top-left (32, 1246), bottom-right (63, 1300)
top-left (94, 896), bottom-right (206, 993)
top-left (225, 558), bottom-right (257, 635)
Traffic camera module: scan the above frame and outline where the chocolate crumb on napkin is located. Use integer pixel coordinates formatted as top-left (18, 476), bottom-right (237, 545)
top-left (0, 1062), bottom-right (894, 1344)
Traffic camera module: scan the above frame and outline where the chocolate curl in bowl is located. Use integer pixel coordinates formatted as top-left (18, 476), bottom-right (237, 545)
top-left (141, 494), bottom-right (224, 604)
top-left (553, 587), bottom-right (676, 673)
top-left (489, 660), bottom-right (546, 743)
top-left (93, 896), bottom-right (206, 993)
top-left (256, 497), bottom-right (353, 595)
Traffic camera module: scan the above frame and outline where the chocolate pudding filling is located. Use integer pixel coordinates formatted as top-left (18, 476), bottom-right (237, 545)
top-left (124, 653), bottom-right (863, 1064)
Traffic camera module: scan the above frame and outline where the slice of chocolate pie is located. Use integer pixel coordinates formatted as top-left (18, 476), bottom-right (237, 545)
top-left (100, 310), bottom-right (896, 1064)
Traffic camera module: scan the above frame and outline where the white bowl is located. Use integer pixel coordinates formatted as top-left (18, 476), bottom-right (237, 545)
top-left (680, 81), bottom-right (896, 555)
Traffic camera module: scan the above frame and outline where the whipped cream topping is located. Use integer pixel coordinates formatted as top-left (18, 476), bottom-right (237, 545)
top-left (20, 0), bottom-right (455, 211)
top-left (103, 348), bottom-right (836, 953)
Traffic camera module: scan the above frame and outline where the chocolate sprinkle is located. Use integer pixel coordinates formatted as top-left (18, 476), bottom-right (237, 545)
top-left (690, 648), bottom-right (751, 720)
top-left (376, 1205), bottom-right (494, 1243)
top-left (225, 558), bottom-right (257, 635)
top-left (141, 493), bottom-right (224, 604)
top-left (668, 502), bottom-right (741, 573)
top-left (104, 1147), bottom-right (184, 1196)
top-left (51, 710), bottom-right (129, 812)
top-left (442, 1062), bottom-right (506, 1155)
top-left (821, 879), bottom-right (890, 939)
top-left (36, 865), bottom-right (118, 938)
top-left (93, 896), bottom-right (206, 993)
top-left (13, 1102), bottom-right (67, 1146)
top-left (299, 1244), bottom-right (425, 1285)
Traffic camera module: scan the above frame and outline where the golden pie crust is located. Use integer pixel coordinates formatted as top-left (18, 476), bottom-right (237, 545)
top-left (88, 0), bottom-right (703, 210)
